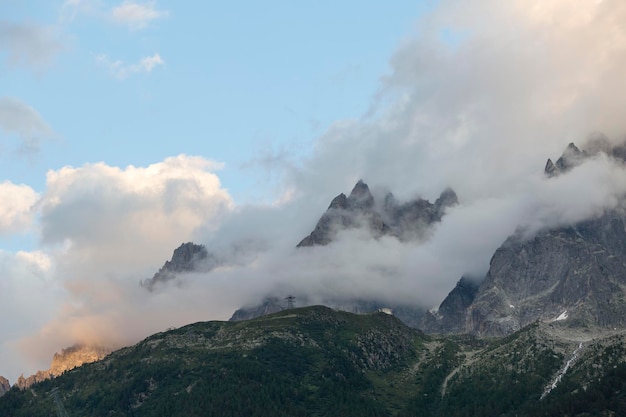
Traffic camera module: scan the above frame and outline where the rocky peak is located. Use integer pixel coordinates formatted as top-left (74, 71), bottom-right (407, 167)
top-left (166, 242), bottom-right (208, 272)
top-left (142, 242), bottom-right (215, 290)
top-left (328, 193), bottom-right (348, 210)
top-left (50, 344), bottom-right (111, 376)
top-left (347, 179), bottom-right (374, 209)
top-left (545, 142), bottom-right (588, 177)
top-left (297, 180), bottom-right (458, 247)
top-left (435, 187), bottom-right (459, 211)
top-left (14, 344), bottom-right (110, 390)
top-left (0, 376), bottom-right (10, 397)
top-left (544, 158), bottom-right (558, 176)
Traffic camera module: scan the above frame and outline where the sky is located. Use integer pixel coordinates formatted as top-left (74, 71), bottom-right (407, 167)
top-left (3, 0), bottom-right (626, 383)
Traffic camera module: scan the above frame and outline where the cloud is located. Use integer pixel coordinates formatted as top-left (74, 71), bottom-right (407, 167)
top-left (7, 155), bottom-right (233, 377)
top-left (59, 0), bottom-right (103, 23)
top-left (110, 1), bottom-right (169, 30)
top-left (0, 21), bottom-right (64, 70)
top-left (0, 181), bottom-right (39, 235)
top-left (0, 250), bottom-right (58, 382)
top-left (185, 0), bottom-right (626, 311)
top-left (96, 53), bottom-right (164, 79)
top-left (9, 0), bottom-right (626, 384)
top-left (0, 97), bottom-right (57, 154)
top-left (60, 0), bottom-right (168, 29)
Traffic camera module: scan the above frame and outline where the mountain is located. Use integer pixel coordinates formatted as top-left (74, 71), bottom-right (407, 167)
top-left (297, 180), bottom-right (457, 247)
top-left (229, 180), bottom-right (454, 326)
top-left (426, 141), bottom-right (626, 337)
top-left (544, 142), bottom-right (587, 177)
top-left (420, 276), bottom-right (480, 333)
top-left (13, 344), bottom-right (111, 390)
top-left (141, 242), bottom-right (218, 290)
top-left (2, 306), bottom-right (626, 416)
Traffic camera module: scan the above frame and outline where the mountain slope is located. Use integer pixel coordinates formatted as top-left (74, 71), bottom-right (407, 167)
top-left (465, 212), bottom-right (626, 336)
top-left (2, 306), bottom-right (626, 416)
top-left (426, 141), bottom-right (626, 337)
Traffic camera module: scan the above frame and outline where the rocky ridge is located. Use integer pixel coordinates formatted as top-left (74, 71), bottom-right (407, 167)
top-left (426, 140), bottom-right (626, 336)
top-left (297, 180), bottom-right (458, 247)
top-left (142, 242), bottom-right (218, 290)
top-left (14, 344), bottom-right (111, 390)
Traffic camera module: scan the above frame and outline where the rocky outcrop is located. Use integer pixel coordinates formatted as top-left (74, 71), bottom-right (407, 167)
top-left (465, 212), bottom-right (626, 337)
top-left (0, 376), bottom-right (10, 397)
top-left (15, 344), bottom-right (111, 390)
top-left (427, 141), bottom-right (626, 337)
top-left (545, 136), bottom-right (626, 177)
top-left (142, 242), bottom-right (218, 290)
top-left (297, 180), bottom-right (457, 247)
top-left (421, 276), bottom-right (480, 334)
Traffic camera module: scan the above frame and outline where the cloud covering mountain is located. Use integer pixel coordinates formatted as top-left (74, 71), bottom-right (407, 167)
top-left (4, 0), bottom-right (626, 383)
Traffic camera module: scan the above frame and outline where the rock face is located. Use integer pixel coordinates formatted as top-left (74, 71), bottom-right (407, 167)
top-left (14, 344), bottom-right (111, 390)
top-left (297, 180), bottom-right (457, 247)
top-left (142, 242), bottom-right (217, 290)
top-left (544, 143), bottom-right (587, 177)
top-left (464, 212), bottom-right (626, 336)
top-left (421, 277), bottom-right (480, 333)
top-left (0, 376), bottom-right (10, 397)
top-left (428, 141), bottom-right (626, 337)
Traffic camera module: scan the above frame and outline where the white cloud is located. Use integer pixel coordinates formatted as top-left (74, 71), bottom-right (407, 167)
top-left (9, 0), bottom-right (626, 385)
top-left (0, 181), bottom-right (39, 235)
top-left (110, 1), bottom-right (169, 30)
top-left (9, 155), bottom-right (233, 377)
top-left (0, 21), bottom-right (64, 70)
top-left (96, 53), bottom-right (164, 79)
top-left (0, 97), bottom-right (57, 154)
top-left (0, 250), bottom-right (58, 382)
top-left (59, 0), bottom-right (103, 23)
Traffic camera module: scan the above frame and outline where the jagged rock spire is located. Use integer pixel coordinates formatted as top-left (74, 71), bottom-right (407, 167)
top-left (297, 180), bottom-right (458, 247)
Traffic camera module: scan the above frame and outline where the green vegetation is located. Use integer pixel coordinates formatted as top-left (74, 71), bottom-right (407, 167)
top-left (1, 306), bottom-right (626, 417)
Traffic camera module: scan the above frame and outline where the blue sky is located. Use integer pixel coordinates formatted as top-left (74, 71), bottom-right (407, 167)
top-left (1, 1), bottom-right (430, 203)
top-left (3, 0), bottom-right (626, 384)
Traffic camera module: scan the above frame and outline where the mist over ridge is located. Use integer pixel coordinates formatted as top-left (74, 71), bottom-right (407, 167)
top-left (5, 0), bottom-right (626, 383)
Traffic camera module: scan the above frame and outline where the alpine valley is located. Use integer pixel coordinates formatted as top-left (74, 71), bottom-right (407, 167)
top-left (3, 141), bottom-right (626, 416)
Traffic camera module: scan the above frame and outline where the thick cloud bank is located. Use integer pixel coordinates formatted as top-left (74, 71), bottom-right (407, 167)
top-left (5, 0), bottom-right (626, 382)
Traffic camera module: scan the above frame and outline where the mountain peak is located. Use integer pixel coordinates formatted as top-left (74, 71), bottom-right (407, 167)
top-left (435, 187), bottom-right (459, 210)
top-left (545, 142), bottom-right (587, 177)
top-left (141, 242), bottom-right (211, 290)
top-left (347, 180), bottom-right (374, 209)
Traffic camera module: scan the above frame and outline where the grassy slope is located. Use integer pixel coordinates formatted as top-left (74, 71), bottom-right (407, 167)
top-left (1, 307), bottom-right (625, 417)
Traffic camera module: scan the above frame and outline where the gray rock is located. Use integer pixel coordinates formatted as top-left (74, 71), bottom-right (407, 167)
top-left (421, 276), bottom-right (479, 334)
top-left (142, 242), bottom-right (217, 290)
top-left (465, 212), bottom-right (626, 337)
top-left (297, 180), bottom-right (457, 247)
top-left (544, 143), bottom-right (587, 176)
